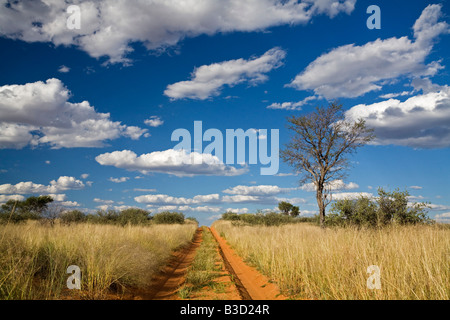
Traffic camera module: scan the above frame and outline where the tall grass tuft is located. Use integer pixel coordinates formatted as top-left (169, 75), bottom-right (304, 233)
top-left (213, 220), bottom-right (450, 300)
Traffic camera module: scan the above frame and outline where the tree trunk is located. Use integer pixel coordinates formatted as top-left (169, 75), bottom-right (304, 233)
top-left (316, 188), bottom-right (326, 228)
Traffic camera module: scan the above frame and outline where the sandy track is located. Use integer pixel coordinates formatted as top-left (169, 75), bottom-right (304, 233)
top-left (140, 227), bottom-right (203, 300)
top-left (210, 226), bottom-right (286, 300)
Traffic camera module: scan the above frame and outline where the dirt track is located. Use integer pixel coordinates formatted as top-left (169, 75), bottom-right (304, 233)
top-left (142, 227), bottom-right (203, 299)
top-left (210, 226), bottom-right (286, 300)
top-left (140, 226), bottom-right (286, 300)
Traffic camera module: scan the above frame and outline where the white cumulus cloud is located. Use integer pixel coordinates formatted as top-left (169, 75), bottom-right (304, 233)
top-left (300, 180), bottom-right (359, 192)
top-left (57, 65), bottom-right (70, 73)
top-left (223, 185), bottom-right (295, 196)
top-left (0, 78), bottom-right (147, 149)
top-left (0, 194), bottom-right (25, 203)
top-left (93, 198), bottom-right (115, 204)
top-left (331, 192), bottom-right (374, 200)
top-left (287, 4), bottom-right (449, 99)
top-left (435, 212), bottom-right (450, 223)
top-left (164, 48), bottom-right (286, 100)
top-left (0, 0), bottom-right (355, 64)
top-left (108, 177), bottom-right (129, 183)
top-left (135, 193), bottom-right (219, 205)
top-left (344, 86), bottom-right (450, 148)
top-left (144, 116), bottom-right (164, 127)
top-left (95, 149), bottom-right (248, 177)
top-left (0, 176), bottom-right (85, 194)
top-left (267, 95), bottom-right (318, 110)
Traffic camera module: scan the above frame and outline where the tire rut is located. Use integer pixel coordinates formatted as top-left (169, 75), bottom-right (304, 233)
top-left (210, 226), bottom-right (286, 300)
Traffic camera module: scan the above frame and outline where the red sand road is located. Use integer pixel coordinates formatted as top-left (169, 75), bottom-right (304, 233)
top-left (210, 226), bottom-right (287, 300)
top-left (142, 227), bottom-right (203, 300)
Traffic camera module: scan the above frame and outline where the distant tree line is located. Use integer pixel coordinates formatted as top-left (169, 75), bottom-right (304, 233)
top-left (221, 188), bottom-right (433, 228)
top-left (221, 200), bottom-right (315, 226)
top-left (221, 208), bottom-right (316, 227)
top-left (0, 196), bottom-right (196, 226)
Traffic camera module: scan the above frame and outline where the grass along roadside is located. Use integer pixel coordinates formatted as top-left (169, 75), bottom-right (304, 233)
top-left (213, 220), bottom-right (450, 300)
top-left (178, 227), bottom-right (240, 300)
top-left (0, 221), bottom-right (197, 299)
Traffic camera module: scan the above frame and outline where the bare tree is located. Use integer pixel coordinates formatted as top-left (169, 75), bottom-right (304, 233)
top-left (281, 102), bottom-right (375, 228)
top-left (42, 203), bottom-right (64, 227)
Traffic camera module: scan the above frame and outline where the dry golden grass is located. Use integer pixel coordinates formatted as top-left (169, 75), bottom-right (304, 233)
top-left (0, 221), bottom-right (197, 299)
top-left (213, 220), bottom-right (450, 300)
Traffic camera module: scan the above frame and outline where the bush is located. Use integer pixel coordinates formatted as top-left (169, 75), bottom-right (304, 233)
top-left (117, 208), bottom-right (150, 226)
top-left (328, 187), bottom-right (432, 228)
top-left (185, 217), bottom-right (199, 225)
top-left (59, 210), bottom-right (87, 225)
top-left (221, 212), bottom-right (240, 221)
top-left (238, 213), bottom-right (264, 225)
top-left (262, 212), bottom-right (294, 226)
top-left (152, 211), bottom-right (185, 224)
top-left (87, 209), bottom-right (120, 224)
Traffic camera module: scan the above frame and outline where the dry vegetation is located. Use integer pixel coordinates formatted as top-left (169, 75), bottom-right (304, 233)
top-left (0, 221), bottom-right (197, 299)
top-left (213, 220), bottom-right (450, 300)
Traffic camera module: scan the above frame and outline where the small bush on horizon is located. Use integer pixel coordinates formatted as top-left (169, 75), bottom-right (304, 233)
top-left (185, 216), bottom-right (199, 225)
top-left (59, 210), bottom-right (87, 225)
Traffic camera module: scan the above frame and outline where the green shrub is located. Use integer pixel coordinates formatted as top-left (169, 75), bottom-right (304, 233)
top-left (263, 212), bottom-right (293, 226)
top-left (221, 212), bottom-right (240, 221)
top-left (238, 213), bottom-right (264, 225)
top-left (86, 209), bottom-right (120, 224)
top-left (117, 208), bottom-right (150, 226)
top-left (152, 211), bottom-right (185, 224)
top-left (59, 210), bottom-right (86, 225)
top-left (328, 187), bottom-right (432, 228)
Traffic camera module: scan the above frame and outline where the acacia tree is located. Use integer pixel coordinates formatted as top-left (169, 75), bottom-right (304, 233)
top-left (281, 102), bottom-right (375, 228)
top-left (1, 195), bottom-right (54, 222)
top-left (278, 201), bottom-right (293, 215)
top-left (278, 201), bottom-right (300, 217)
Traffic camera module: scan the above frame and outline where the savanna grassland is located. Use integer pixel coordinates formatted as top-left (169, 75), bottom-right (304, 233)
top-left (0, 221), bottom-right (197, 299)
top-left (213, 220), bottom-right (450, 300)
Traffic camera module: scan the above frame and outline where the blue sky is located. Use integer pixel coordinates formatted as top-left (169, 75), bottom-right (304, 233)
top-left (0, 0), bottom-right (449, 226)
